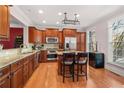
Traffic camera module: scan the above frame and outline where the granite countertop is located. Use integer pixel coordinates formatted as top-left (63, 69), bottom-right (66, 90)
top-left (56, 50), bottom-right (84, 55)
top-left (0, 49), bottom-right (41, 69)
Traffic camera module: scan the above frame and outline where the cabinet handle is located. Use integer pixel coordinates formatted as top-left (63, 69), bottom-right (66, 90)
top-left (0, 72), bottom-right (3, 76)
top-left (8, 75), bottom-right (11, 79)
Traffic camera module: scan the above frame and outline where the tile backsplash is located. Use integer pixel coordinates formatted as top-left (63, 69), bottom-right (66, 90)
top-left (43, 44), bottom-right (59, 49)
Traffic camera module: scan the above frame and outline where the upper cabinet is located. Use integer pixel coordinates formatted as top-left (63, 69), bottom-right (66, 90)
top-left (45, 28), bottom-right (59, 37)
top-left (28, 27), bottom-right (45, 43)
top-left (0, 5), bottom-right (10, 39)
top-left (58, 31), bottom-right (63, 44)
top-left (76, 32), bottom-right (86, 51)
top-left (80, 32), bottom-right (86, 51)
top-left (28, 27), bottom-right (36, 43)
top-left (62, 28), bottom-right (77, 37)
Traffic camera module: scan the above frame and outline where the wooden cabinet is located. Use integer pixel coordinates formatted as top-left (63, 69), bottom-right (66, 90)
top-left (0, 75), bottom-right (11, 88)
top-left (28, 55), bottom-right (34, 77)
top-left (42, 30), bottom-right (46, 43)
top-left (11, 67), bottom-right (23, 88)
top-left (76, 32), bottom-right (86, 51)
top-left (0, 66), bottom-right (11, 88)
top-left (23, 58), bottom-right (29, 84)
top-left (58, 31), bottom-right (63, 44)
top-left (63, 28), bottom-right (77, 37)
top-left (58, 31), bottom-right (63, 49)
top-left (80, 32), bottom-right (86, 51)
top-left (35, 29), bottom-right (43, 43)
top-left (0, 5), bottom-right (9, 39)
top-left (33, 53), bottom-right (39, 70)
top-left (40, 50), bottom-right (47, 63)
top-left (28, 27), bottom-right (36, 43)
top-left (76, 32), bottom-right (81, 50)
top-left (45, 28), bottom-right (59, 37)
top-left (11, 60), bottom-right (24, 88)
top-left (29, 27), bottom-right (45, 43)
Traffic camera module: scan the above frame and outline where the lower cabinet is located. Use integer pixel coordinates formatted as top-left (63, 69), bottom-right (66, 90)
top-left (0, 75), bottom-right (11, 88)
top-left (41, 50), bottom-right (47, 63)
top-left (28, 56), bottom-right (34, 77)
top-left (0, 66), bottom-right (11, 88)
top-left (11, 67), bottom-right (23, 88)
top-left (0, 52), bottom-right (40, 88)
top-left (23, 58), bottom-right (29, 85)
top-left (89, 52), bottom-right (104, 68)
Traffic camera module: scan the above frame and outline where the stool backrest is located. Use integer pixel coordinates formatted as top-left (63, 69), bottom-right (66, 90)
top-left (63, 52), bottom-right (75, 63)
top-left (77, 52), bottom-right (88, 63)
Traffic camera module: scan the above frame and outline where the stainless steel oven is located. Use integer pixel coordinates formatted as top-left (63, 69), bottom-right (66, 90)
top-left (47, 50), bottom-right (57, 61)
top-left (46, 37), bottom-right (58, 44)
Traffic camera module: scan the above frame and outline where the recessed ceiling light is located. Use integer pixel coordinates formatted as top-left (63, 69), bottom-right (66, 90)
top-left (42, 20), bottom-right (46, 23)
top-left (58, 12), bottom-right (62, 16)
top-left (56, 21), bottom-right (59, 24)
top-left (76, 14), bottom-right (80, 17)
top-left (39, 10), bottom-right (43, 14)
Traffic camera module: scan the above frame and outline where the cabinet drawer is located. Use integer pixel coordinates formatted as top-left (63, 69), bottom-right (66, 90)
top-left (0, 75), bottom-right (10, 88)
top-left (11, 59), bottom-right (24, 72)
top-left (0, 66), bottom-right (10, 78)
top-left (23, 57), bottom-right (29, 64)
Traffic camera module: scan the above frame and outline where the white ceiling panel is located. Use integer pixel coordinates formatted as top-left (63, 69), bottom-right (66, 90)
top-left (17, 5), bottom-right (122, 28)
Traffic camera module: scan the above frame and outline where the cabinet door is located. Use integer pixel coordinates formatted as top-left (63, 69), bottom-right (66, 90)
top-left (45, 28), bottom-right (59, 37)
top-left (0, 5), bottom-right (9, 38)
top-left (42, 31), bottom-right (46, 43)
top-left (59, 31), bottom-right (63, 44)
top-left (41, 50), bottom-right (47, 63)
top-left (63, 28), bottom-right (76, 37)
top-left (23, 62), bottom-right (29, 84)
top-left (0, 76), bottom-right (11, 88)
top-left (36, 30), bottom-right (42, 43)
top-left (28, 58), bottom-right (34, 77)
top-left (76, 32), bottom-right (81, 50)
top-left (80, 32), bottom-right (86, 51)
top-left (29, 27), bottom-right (35, 43)
top-left (11, 68), bottom-right (23, 88)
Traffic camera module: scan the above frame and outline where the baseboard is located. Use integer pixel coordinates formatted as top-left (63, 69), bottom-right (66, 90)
top-left (105, 63), bottom-right (124, 77)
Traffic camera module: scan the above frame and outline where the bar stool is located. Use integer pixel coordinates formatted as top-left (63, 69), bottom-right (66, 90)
top-left (62, 52), bottom-right (75, 83)
top-left (76, 52), bottom-right (88, 81)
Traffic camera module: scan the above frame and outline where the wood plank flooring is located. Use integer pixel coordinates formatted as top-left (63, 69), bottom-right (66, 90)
top-left (24, 62), bottom-right (124, 88)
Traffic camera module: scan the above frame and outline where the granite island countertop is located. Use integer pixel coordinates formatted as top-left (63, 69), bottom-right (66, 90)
top-left (56, 50), bottom-right (85, 55)
top-left (0, 49), bottom-right (42, 69)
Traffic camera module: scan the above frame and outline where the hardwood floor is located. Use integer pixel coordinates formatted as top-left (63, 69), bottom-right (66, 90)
top-left (24, 62), bottom-right (124, 88)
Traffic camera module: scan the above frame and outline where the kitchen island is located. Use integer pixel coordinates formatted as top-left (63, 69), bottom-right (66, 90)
top-left (56, 50), bottom-right (86, 75)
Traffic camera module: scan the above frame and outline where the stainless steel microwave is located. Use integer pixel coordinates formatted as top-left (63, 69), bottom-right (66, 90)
top-left (46, 37), bottom-right (58, 43)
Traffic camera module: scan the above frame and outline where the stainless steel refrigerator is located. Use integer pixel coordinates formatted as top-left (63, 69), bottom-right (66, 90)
top-left (64, 37), bottom-right (77, 50)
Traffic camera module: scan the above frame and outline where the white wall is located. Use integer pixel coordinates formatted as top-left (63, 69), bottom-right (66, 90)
top-left (23, 26), bottom-right (29, 44)
top-left (10, 6), bottom-right (32, 26)
top-left (86, 8), bottom-right (124, 76)
top-left (10, 6), bottom-right (32, 44)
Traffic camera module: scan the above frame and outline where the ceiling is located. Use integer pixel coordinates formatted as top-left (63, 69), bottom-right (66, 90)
top-left (16, 5), bottom-right (122, 28)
